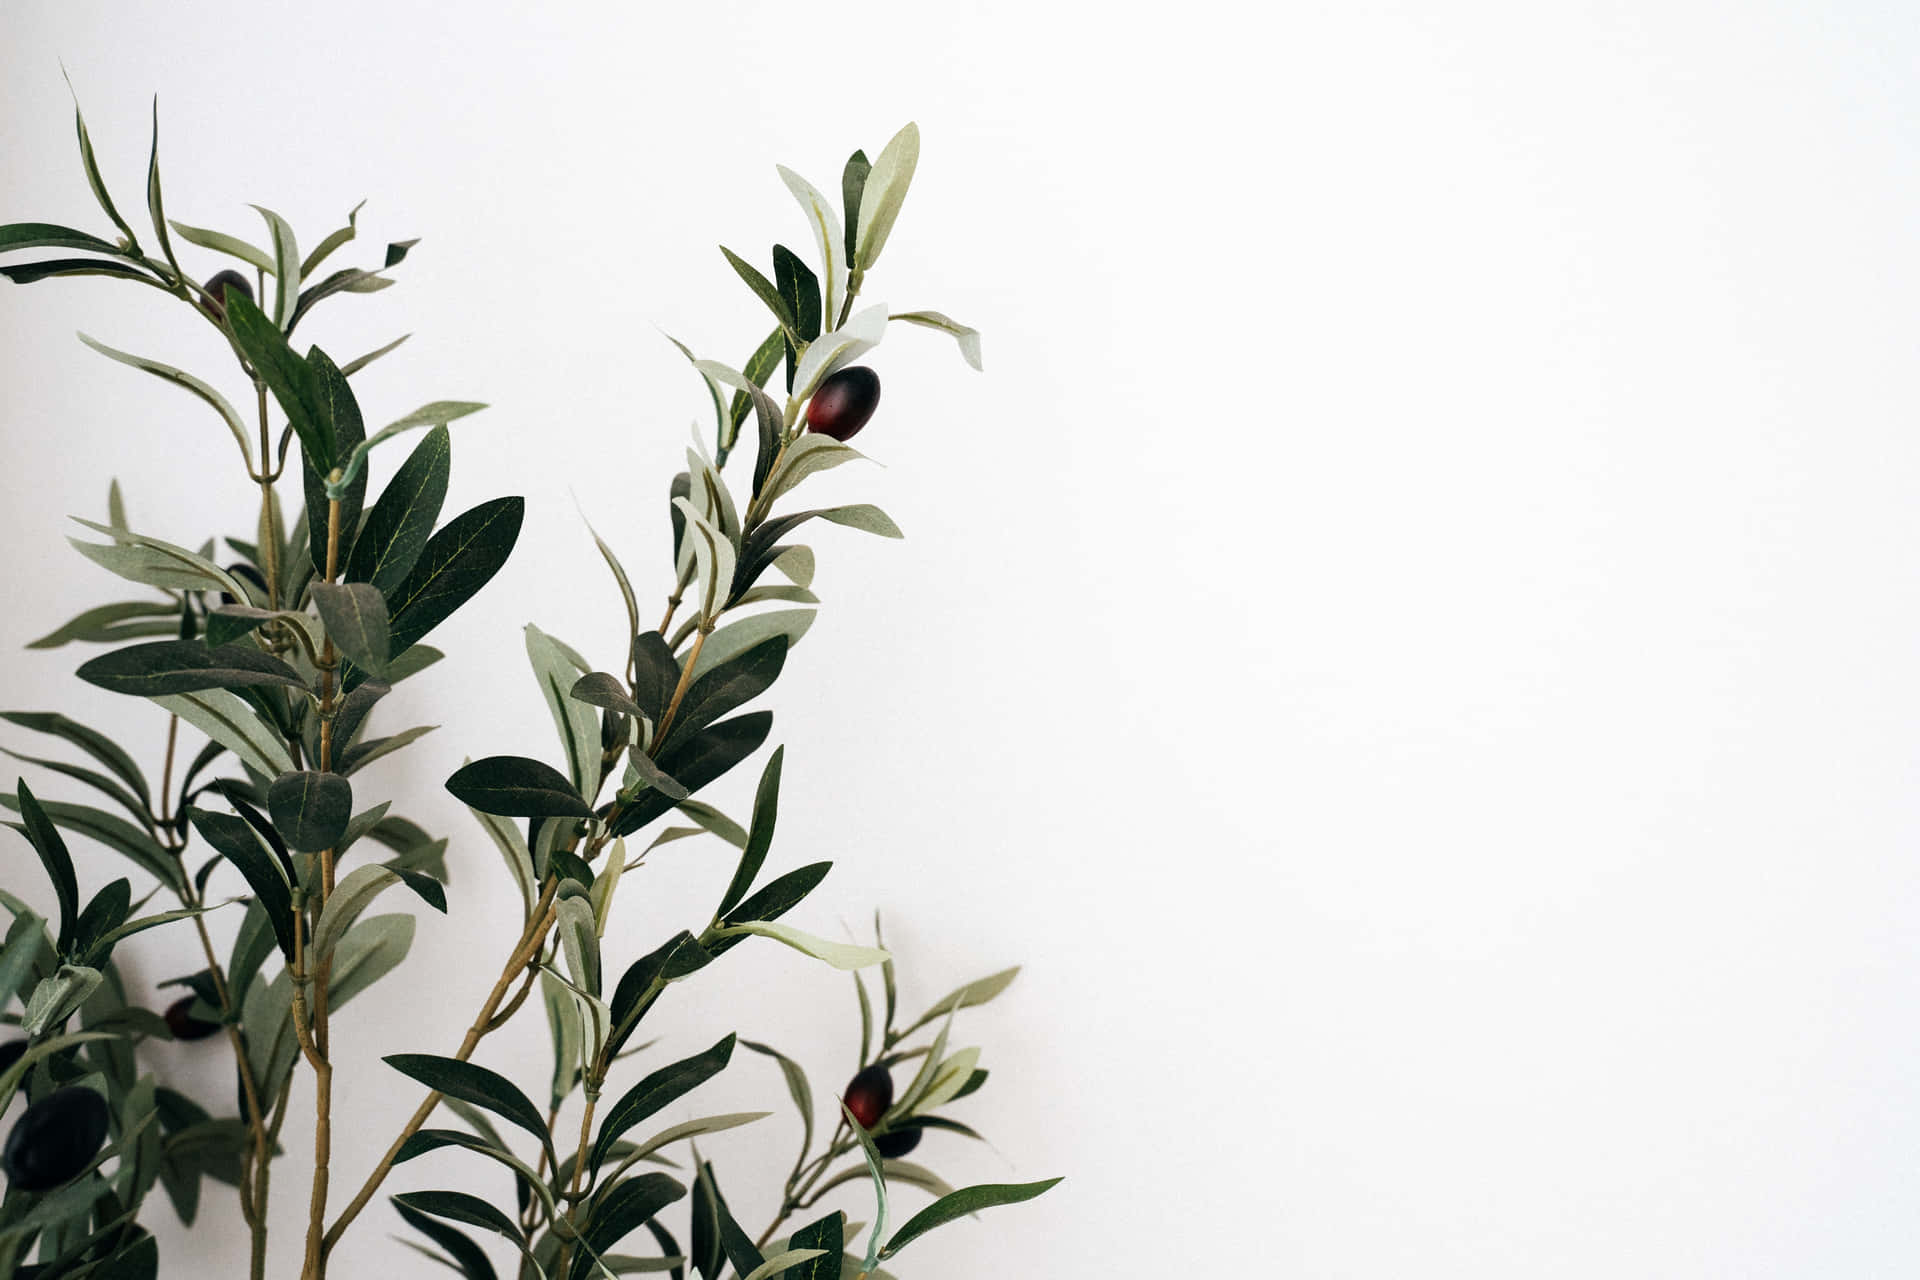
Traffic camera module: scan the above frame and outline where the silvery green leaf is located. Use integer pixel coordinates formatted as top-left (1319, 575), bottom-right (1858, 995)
top-left (891, 1009), bottom-right (955, 1121)
top-left (768, 545), bottom-right (815, 588)
top-left (673, 498), bottom-right (736, 625)
top-left (396, 1126), bottom-right (558, 1218)
top-left (854, 123), bottom-right (920, 272)
top-left (689, 609), bottom-right (816, 681)
top-left (328, 401), bottom-right (487, 500)
top-left (731, 584), bottom-right (820, 608)
top-left (339, 333), bottom-right (411, 377)
top-left (675, 799), bottom-right (748, 849)
top-left (807, 1158), bottom-right (955, 1203)
top-left (77, 332), bottom-right (253, 466)
top-left (251, 205), bottom-right (300, 328)
top-left (903, 966), bottom-right (1021, 1035)
top-left (301, 200), bottom-right (364, 277)
top-left (840, 1103), bottom-right (890, 1272)
top-left (712, 921), bottom-right (888, 970)
top-left (791, 304), bottom-right (887, 401)
top-left (555, 892), bottom-right (602, 999)
top-left (889, 311), bottom-right (982, 372)
top-left (544, 968), bottom-right (585, 1106)
top-left (878, 1179), bottom-right (1063, 1260)
top-left (67, 86), bottom-right (139, 250)
top-left (69, 516), bottom-right (249, 598)
top-left (760, 433), bottom-right (867, 508)
top-left (685, 446), bottom-right (742, 542)
top-left (691, 359), bottom-right (782, 477)
top-left (312, 864), bottom-right (405, 961)
top-left (740, 1039), bottom-right (813, 1156)
top-left (602, 1113), bottom-right (768, 1186)
top-left (590, 837), bottom-right (626, 936)
top-left (775, 166), bottom-right (849, 334)
top-left (167, 219), bottom-right (275, 273)
top-left (468, 801), bottom-right (536, 919)
top-left (153, 690), bottom-right (295, 776)
top-left (21, 963), bottom-right (103, 1036)
top-left (527, 624), bottom-right (601, 799)
top-left (743, 1250), bottom-right (827, 1280)
top-left (327, 913), bottom-right (415, 1008)
top-left (911, 1046), bottom-right (980, 1114)
top-left (584, 515), bottom-right (640, 644)
top-left (312, 582), bottom-right (391, 676)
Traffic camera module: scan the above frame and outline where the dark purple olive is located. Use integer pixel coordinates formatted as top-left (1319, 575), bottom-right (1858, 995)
top-left (202, 269), bottom-right (254, 318)
top-left (163, 996), bottom-right (221, 1042)
top-left (842, 1063), bottom-right (894, 1131)
top-left (874, 1125), bottom-right (922, 1159)
top-left (804, 366), bottom-right (881, 442)
top-left (0, 1042), bottom-right (24, 1078)
top-left (3, 1085), bottom-right (110, 1190)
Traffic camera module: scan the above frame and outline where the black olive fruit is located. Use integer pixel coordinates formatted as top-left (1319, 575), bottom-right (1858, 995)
top-left (3, 1085), bottom-right (110, 1191)
top-left (842, 1062), bottom-right (894, 1131)
top-left (163, 996), bottom-right (221, 1042)
top-left (804, 366), bottom-right (882, 442)
top-left (874, 1125), bottom-right (922, 1159)
top-left (202, 268), bottom-right (254, 317)
top-left (0, 1041), bottom-right (24, 1077)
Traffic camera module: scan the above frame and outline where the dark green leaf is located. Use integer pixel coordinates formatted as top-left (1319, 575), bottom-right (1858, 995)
top-left (16, 780), bottom-right (78, 950)
top-left (225, 291), bottom-right (336, 472)
top-left (1, 749), bottom-right (149, 828)
top-left (788, 1212), bottom-right (843, 1280)
top-left (607, 933), bottom-right (712, 1056)
top-left (204, 606), bottom-right (276, 648)
top-left (720, 247), bottom-right (795, 335)
top-left (384, 496), bottom-right (524, 656)
top-left (188, 807), bottom-right (293, 960)
top-left (0, 222), bottom-right (118, 254)
top-left (714, 747), bottom-right (782, 920)
top-left (345, 424), bottom-right (450, 598)
top-left (446, 756), bottom-right (592, 819)
top-left (0, 712), bottom-right (149, 808)
top-left (689, 1163), bottom-right (723, 1280)
top-left (706, 863), bottom-right (830, 957)
top-left (385, 1054), bottom-right (552, 1152)
top-left (76, 640), bottom-right (306, 696)
top-left (665, 637), bottom-right (787, 749)
top-left (289, 267), bottom-right (393, 332)
top-left (880, 1179), bottom-right (1064, 1259)
top-left (570, 1174), bottom-right (688, 1280)
top-left (772, 246), bottom-right (821, 343)
top-left (394, 1199), bottom-right (500, 1280)
top-left (302, 348), bottom-right (367, 572)
top-left (331, 679), bottom-right (389, 751)
top-left (266, 771), bottom-right (352, 853)
top-left (841, 149), bottom-right (871, 265)
top-left (311, 582), bottom-right (390, 675)
top-left (631, 633), bottom-right (680, 724)
top-left (0, 791), bottom-right (178, 890)
top-left (612, 712), bottom-right (772, 837)
top-left (572, 672), bottom-right (645, 722)
top-left (623, 746), bottom-right (689, 803)
top-left (728, 329), bottom-right (784, 459)
top-left (590, 1034), bottom-right (736, 1173)
top-left (69, 877), bottom-right (132, 959)
top-left (392, 1189), bottom-right (524, 1244)
top-left (0, 257), bottom-right (158, 285)
top-left (702, 1161), bottom-right (764, 1278)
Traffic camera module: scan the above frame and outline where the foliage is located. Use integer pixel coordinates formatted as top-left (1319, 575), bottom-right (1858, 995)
top-left (0, 100), bottom-right (1053, 1280)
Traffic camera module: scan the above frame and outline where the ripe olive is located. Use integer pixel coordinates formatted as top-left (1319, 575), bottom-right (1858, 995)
top-left (874, 1125), bottom-right (922, 1159)
top-left (842, 1063), bottom-right (894, 1131)
top-left (3, 1085), bottom-right (110, 1190)
top-left (163, 996), bottom-right (221, 1042)
top-left (804, 366), bottom-right (881, 442)
top-left (0, 1041), bottom-right (24, 1077)
top-left (202, 269), bottom-right (254, 316)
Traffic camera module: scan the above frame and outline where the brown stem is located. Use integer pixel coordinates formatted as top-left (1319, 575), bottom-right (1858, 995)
top-left (255, 383), bottom-right (280, 609)
top-left (648, 627), bottom-right (709, 747)
top-left (323, 884), bottom-right (562, 1255)
top-left (554, 1090), bottom-right (603, 1277)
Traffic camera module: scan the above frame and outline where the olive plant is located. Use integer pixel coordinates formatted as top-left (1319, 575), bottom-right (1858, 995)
top-left (0, 99), bottom-right (1056, 1280)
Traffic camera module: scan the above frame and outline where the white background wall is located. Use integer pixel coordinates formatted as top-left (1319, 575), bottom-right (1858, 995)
top-left (5, 1), bottom-right (1920, 1275)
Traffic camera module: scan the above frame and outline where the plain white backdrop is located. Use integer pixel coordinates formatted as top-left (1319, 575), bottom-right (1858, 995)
top-left (5, 0), bottom-right (1920, 1275)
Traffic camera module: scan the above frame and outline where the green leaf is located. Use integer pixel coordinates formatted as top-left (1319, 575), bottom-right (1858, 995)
top-left (787, 1213), bottom-right (844, 1280)
top-left (394, 1199), bottom-right (501, 1280)
top-left (467, 802), bottom-right (536, 921)
top-left (903, 967), bottom-right (1022, 1036)
top-left (395, 1127), bottom-right (556, 1218)
top-left (673, 499), bottom-right (735, 625)
top-left (0, 257), bottom-right (157, 285)
top-left (166, 220), bottom-right (274, 273)
top-left (721, 246), bottom-right (796, 335)
top-left (290, 266), bottom-right (394, 334)
top-left (69, 90), bottom-right (140, 250)
top-left (68, 516), bottom-right (250, 597)
top-left (312, 583), bottom-right (390, 675)
top-left (879, 1179), bottom-right (1062, 1258)
top-left (328, 402), bottom-right (485, 500)
top-left (301, 200), bottom-right (364, 277)
top-left (15, 779), bottom-right (77, 950)
top-left (714, 747), bottom-right (783, 920)
top-left (0, 712), bottom-right (149, 807)
top-left (340, 332), bottom-right (410, 377)
top-left (740, 1039), bottom-right (812, 1159)
top-left (606, 933), bottom-right (712, 1056)
top-left (385, 1054), bottom-right (553, 1154)
top-left (25, 600), bottom-right (178, 650)
top-left (153, 689), bottom-right (295, 777)
top-left (688, 612), bottom-right (815, 683)
top-left (251, 205), bottom-right (300, 328)
top-left (303, 348), bottom-right (367, 572)
top-left (77, 640), bottom-right (307, 697)
top-left (391, 1190), bottom-right (525, 1245)
top-left (0, 791), bottom-right (179, 889)
top-left (569, 1174), bottom-right (688, 1280)
top-left (709, 863), bottom-right (830, 948)
top-left (790, 304), bottom-right (888, 403)
top-left (345, 423), bottom-right (451, 598)
top-left (266, 771), bottom-right (352, 853)
top-left (712, 921), bottom-right (888, 971)
top-left (573, 672), bottom-right (645, 722)
top-left (889, 310), bottom-right (982, 371)
top-left (555, 892), bottom-right (602, 999)
top-left (841, 150), bottom-right (872, 265)
top-left (339, 724), bottom-right (437, 775)
top-left (326, 913), bottom-right (414, 1007)
top-left (446, 756), bottom-right (592, 818)
top-left (772, 245), bottom-right (821, 343)
top-left (77, 332), bottom-right (253, 467)
top-left (590, 1034), bottom-right (736, 1173)
top-left (612, 712), bottom-right (771, 836)
top-left (727, 329), bottom-right (784, 465)
top-left (527, 624), bottom-right (600, 799)
top-left (668, 637), bottom-right (788, 749)
top-left (188, 807), bottom-right (293, 960)
top-left (0, 748), bottom-right (147, 828)
top-left (774, 166), bottom-right (848, 335)
top-left (384, 496), bottom-right (524, 656)
top-left (0, 222), bottom-right (118, 253)
top-left (224, 291), bottom-right (334, 471)
top-left (631, 633), bottom-right (680, 725)
top-left (854, 123), bottom-right (920, 272)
